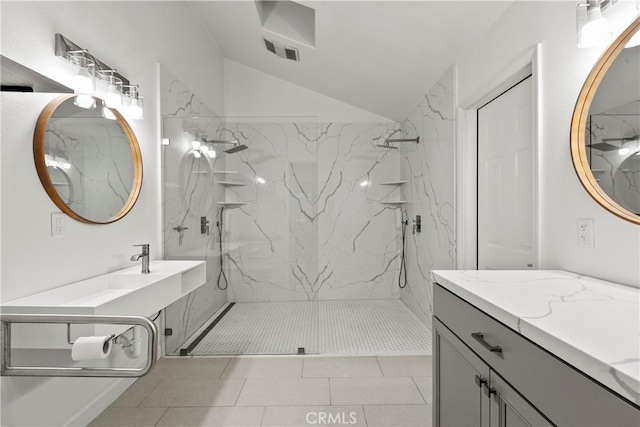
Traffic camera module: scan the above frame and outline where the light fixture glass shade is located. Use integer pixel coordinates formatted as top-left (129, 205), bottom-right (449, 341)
top-left (122, 86), bottom-right (144, 120)
top-left (191, 139), bottom-right (202, 150)
top-left (128, 95), bottom-right (144, 120)
top-left (192, 150), bottom-right (202, 159)
top-left (207, 149), bottom-right (217, 159)
top-left (102, 106), bottom-right (117, 120)
top-left (579, 5), bottom-right (613, 48)
top-left (102, 75), bottom-right (123, 109)
top-left (73, 68), bottom-right (94, 93)
top-left (74, 94), bottom-right (96, 109)
top-left (69, 52), bottom-right (95, 94)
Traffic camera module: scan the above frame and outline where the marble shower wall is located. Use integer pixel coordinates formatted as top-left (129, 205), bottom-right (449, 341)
top-left (587, 114), bottom-right (640, 215)
top-left (46, 117), bottom-right (133, 222)
top-left (221, 121), bottom-right (403, 302)
top-left (399, 67), bottom-right (456, 329)
top-left (160, 67), bottom-right (227, 354)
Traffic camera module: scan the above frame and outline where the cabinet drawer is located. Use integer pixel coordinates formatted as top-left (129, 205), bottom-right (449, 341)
top-left (434, 283), bottom-right (640, 427)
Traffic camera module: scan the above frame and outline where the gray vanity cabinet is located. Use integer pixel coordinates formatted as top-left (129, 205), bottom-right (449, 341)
top-left (434, 317), bottom-right (491, 426)
top-left (433, 283), bottom-right (640, 427)
top-left (434, 317), bottom-right (549, 427)
top-left (488, 371), bottom-right (551, 427)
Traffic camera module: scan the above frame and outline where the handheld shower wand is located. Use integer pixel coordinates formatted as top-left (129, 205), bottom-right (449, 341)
top-left (216, 206), bottom-right (229, 290)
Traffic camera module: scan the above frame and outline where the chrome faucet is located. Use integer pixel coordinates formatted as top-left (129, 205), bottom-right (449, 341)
top-left (130, 244), bottom-right (150, 274)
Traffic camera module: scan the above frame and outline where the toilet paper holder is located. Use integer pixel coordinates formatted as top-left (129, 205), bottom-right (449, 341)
top-left (66, 324), bottom-right (115, 346)
top-left (67, 323), bottom-right (143, 360)
top-left (0, 313), bottom-right (158, 378)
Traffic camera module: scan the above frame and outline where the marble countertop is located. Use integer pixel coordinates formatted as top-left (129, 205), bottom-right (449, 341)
top-left (431, 270), bottom-right (640, 406)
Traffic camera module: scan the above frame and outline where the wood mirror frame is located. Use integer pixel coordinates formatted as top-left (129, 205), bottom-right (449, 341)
top-left (34, 94), bottom-right (143, 224)
top-left (570, 15), bottom-right (640, 225)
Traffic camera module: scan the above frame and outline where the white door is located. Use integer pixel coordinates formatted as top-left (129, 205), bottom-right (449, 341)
top-left (477, 76), bottom-right (536, 270)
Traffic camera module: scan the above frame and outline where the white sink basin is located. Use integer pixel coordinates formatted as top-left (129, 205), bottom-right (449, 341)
top-left (1, 260), bottom-right (206, 317)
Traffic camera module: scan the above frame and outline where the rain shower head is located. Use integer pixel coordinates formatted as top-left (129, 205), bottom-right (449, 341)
top-left (224, 144), bottom-right (248, 154)
top-left (375, 136), bottom-right (420, 149)
top-left (202, 138), bottom-right (248, 154)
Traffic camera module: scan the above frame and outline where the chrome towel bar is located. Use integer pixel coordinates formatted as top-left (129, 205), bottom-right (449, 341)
top-left (1, 313), bottom-right (158, 377)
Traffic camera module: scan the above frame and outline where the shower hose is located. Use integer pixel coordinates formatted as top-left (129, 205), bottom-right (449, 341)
top-left (216, 206), bottom-right (229, 290)
top-left (399, 217), bottom-right (408, 289)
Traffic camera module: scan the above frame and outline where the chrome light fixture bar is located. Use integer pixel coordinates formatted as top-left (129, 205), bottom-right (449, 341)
top-left (54, 33), bottom-right (143, 119)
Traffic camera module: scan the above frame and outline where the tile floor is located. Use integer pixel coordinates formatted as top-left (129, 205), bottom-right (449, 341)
top-left (90, 355), bottom-right (433, 427)
top-left (180, 300), bottom-right (432, 356)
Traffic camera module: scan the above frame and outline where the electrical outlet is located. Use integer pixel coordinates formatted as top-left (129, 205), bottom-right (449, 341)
top-left (577, 218), bottom-right (594, 247)
top-left (51, 213), bottom-right (65, 239)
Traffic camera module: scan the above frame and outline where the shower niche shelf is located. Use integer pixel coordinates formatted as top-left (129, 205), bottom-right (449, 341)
top-left (381, 201), bottom-right (408, 206)
top-left (380, 181), bottom-right (407, 185)
top-left (218, 181), bottom-right (247, 186)
top-left (217, 201), bottom-right (246, 207)
top-left (213, 170), bottom-right (238, 174)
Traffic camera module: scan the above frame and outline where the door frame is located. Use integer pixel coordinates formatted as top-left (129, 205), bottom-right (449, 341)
top-left (456, 45), bottom-right (541, 270)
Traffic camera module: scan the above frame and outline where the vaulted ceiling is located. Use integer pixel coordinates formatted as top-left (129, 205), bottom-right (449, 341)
top-left (192, 1), bottom-right (513, 121)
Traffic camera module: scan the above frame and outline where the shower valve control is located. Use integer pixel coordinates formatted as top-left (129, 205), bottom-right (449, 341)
top-left (201, 216), bottom-right (210, 235)
top-left (413, 215), bottom-right (421, 234)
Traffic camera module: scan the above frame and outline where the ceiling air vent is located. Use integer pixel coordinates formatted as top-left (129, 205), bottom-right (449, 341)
top-left (262, 37), bottom-right (300, 62)
top-left (284, 47), bottom-right (299, 61)
top-left (263, 38), bottom-right (276, 54)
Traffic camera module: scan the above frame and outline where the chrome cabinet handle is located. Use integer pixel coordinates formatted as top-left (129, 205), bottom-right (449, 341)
top-left (471, 332), bottom-right (503, 353)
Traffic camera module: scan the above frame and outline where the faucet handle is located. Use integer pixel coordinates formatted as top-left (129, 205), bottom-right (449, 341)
top-left (133, 244), bottom-right (150, 253)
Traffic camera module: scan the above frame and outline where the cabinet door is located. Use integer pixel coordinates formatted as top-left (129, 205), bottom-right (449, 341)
top-left (434, 318), bottom-right (491, 426)
top-left (489, 372), bottom-right (553, 427)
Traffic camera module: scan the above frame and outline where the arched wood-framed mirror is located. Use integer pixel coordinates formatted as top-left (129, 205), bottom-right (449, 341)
top-left (34, 94), bottom-right (143, 224)
top-left (570, 15), bottom-right (640, 225)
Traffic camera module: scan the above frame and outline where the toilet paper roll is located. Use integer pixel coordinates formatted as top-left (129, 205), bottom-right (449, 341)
top-left (71, 336), bottom-right (113, 361)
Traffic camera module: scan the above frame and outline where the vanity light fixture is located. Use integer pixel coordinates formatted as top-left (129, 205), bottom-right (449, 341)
top-left (122, 85), bottom-right (144, 120)
top-left (577, 0), bottom-right (614, 48)
top-left (55, 33), bottom-right (143, 118)
top-left (98, 70), bottom-right (123, 109)
top-left (68, 50), bottom-right (95, 93)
